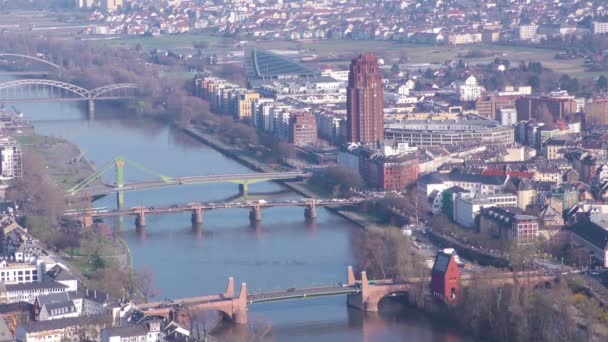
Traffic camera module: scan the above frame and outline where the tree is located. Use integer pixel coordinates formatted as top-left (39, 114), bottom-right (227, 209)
top-left (134, 267), bottom-right (159, 302)
top-left (390, 63), bottom-right (400, 75)
top-left (596, 75), bottom-right (608, 90)
top-left (535, 103), bottom-right (555, 128)
top-left (90, 251), bottom-right (106, 272)
top-left (308, 166), bottom-right (363, 196)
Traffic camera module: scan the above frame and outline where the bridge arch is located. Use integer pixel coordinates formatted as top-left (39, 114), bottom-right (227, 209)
top-left (90, 83), bottom-right (138, 98)
top-left (0, 53), bottom-right (61, 69)
top-left (0, 79), bottom-right (90, 98)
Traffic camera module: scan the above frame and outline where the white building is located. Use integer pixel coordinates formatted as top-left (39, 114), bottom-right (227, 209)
top-left (593, 22), bottom-right (608, 35)
top-left (0, 136), bottom-right (22, 180)
top-left (0, 259), bottom-right (44, 284)
top-left (519, 24), bottom-right (538, 40)
top-left (458, 76), bottom-right (485, 101)
top-left (3, 282), bottom-right (68, 304)
top-left (15, 315), bottom-right (109, 342)
top-left (453, 193), bottom-right (518, 228)
top-left (497, 107), bottom-right (518, 126)
top-left (101, 321), bottom-right (163, 342)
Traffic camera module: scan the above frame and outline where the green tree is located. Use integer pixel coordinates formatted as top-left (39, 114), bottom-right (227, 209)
top-left (596, 75), bottom-right (608, 90)
top-left (90, 251), bottom-right (106, 272)
top-left (391, 63), bottom-right (400, 74)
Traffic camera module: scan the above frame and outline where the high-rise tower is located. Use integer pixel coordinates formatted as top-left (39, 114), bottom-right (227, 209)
top-left (346, 53), bottom-right (384, 144)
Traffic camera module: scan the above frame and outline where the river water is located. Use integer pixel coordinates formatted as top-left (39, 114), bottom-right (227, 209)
top-left (10, 98), bottom-right (468, 341)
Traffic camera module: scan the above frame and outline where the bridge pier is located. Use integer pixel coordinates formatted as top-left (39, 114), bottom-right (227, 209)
top-left (191, 208), bottom-right (203, 225)
top-left (347, 271), bottom-right (379, 312)
top-left (304, 204), bottom-right (317, 220)
top-left (80, 215), bottom-right (93, 229)
top-left (116, 190), bottom-right (124, 210)
top-left (233, 282), bottom-right (248, 324)
top-left (249, 206), bottom-right (262, 223)
top-left (238, 183), bottom-right (249, 197)
top-left (88, 99), bottom-right (95, 120)
top-left (135, 212), bottom-right (146, 228)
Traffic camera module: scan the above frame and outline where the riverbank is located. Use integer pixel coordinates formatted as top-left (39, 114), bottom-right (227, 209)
top-left (16, 134), bottom-right (98, 189)
top-left (16, 132), bottom-right (134, 286)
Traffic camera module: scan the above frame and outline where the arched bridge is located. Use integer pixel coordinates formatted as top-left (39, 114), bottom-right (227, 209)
top-left (134, 266), bottom-right (556, 326)
top-left (0, 79), bottom-right (138, 102)
top-left (0, 53), bottom-right (61, 69)
top-left (0, 53), bottom-right (61, 76)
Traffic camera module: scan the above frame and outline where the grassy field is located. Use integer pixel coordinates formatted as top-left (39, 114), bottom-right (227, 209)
top-left (18, 134), bottom-right (96, 189)
top-left (92, 33), bottom-right (223, 50)
top-left (256, 39), bottom-right (607, 79)
top-left (95, 32), bottom-right (607, 79)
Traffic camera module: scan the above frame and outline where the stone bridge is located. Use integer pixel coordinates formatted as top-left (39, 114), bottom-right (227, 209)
top-left (134, 266), bottom-right (556, 326)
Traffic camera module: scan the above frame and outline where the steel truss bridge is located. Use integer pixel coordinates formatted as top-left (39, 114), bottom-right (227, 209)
top-left (0, 79), bottom-right (138, 103)
top-left (0, 53), bottom-right (61, 76)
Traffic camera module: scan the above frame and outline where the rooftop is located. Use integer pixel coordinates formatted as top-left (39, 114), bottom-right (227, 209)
top-left (19, 314), bottom-right (110, 333)
top-left (244, 46), bottom-right (320, 81)
top-left (103, 325), bottom-right (148, 338)
top-left (6, 281), bottom-right (68, 292)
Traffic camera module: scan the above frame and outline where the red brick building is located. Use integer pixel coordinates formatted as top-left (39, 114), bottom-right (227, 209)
top-left (379, 155), bottom-right (420, 190)
top-left (346, 53), bottom-right (384, 145)
top-left (358, 151), bottom-right (419, 190)
top-left (430, 250), bottom-right (461, 305)
top-left (289, 112), bottom-right (317, 146)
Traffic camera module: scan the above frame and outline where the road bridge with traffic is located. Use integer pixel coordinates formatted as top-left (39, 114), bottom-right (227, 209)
top-left (135, 266), bottom-right (556, 326)
top-left (65, 197), bottom-right (364, 229)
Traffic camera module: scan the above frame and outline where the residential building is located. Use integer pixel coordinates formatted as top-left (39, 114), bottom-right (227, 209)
top-left (235, 90), bottom-right (260, 120)
top-left (418, 172), bottom-right (508, 197)
top-left (430, 249), bottom-right (460, 305)
top-left (475, 95), bottom-right (518, 119)
top-left (15, 314), bottom-right (110, 342)
top-left (33, 293), bottom-right (79, 321)
top-left (346, 53), bottom-right (384, 145)
top-left (457, 76), bottom-right (484, 101)
top-left (2, 282), bottom-right (68, 304)
top-left (593, 22), bottom-right (608, 35)
top-left (478, 207), bottom-right (539, 245)
top-left (0, 259), bottom-right (44, 285)
top-left (288, 112), bottom-right (317, 146)
top-left (103, 0), bottom-right (122, 11)
top-left (543, 139), bottom-right (576, 160)
top-left (585, 97), bottom-right (608, 125)
top-left (496, 107), bottom-right (517, 126)
top-left (101, 321), bottom-right (163, 342)
top-left (453, 192), bottom-right (518, 228)
top-left (519, 25), bottom-right (538, 40)
top-left (0, 136), bottom-right (22, 180)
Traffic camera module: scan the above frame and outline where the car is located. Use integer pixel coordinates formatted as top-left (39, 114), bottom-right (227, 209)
top-left (287, 288), bottom-right (296, 292)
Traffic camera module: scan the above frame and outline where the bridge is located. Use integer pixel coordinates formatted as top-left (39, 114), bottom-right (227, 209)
top-left (65, 197), bottom-right (363, 229)
top-left (0, 79), bottom-right (138, 118)
top-left (0, 53), bottom-right (61, 76)
top-left (65, 156), bottom-right (311, 210)
top-left (135, 266), bottom-right (555, 326)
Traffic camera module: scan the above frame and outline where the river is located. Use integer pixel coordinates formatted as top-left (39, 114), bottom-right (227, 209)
top-left (10, 98), bottom-right (469, 341)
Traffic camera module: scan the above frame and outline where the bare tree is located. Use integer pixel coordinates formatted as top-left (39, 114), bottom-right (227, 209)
top-left (134, 267), bottom-right (160, 302)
